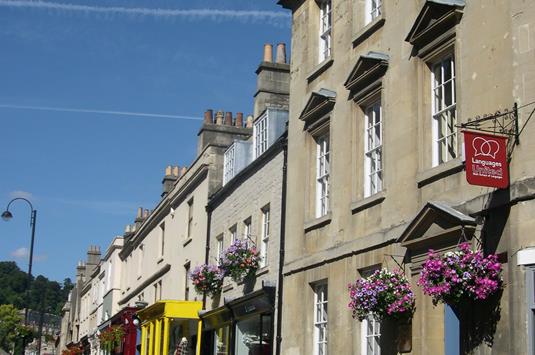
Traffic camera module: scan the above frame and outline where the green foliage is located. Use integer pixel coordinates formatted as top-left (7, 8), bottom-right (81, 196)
top-left (0, 261), bottom-right (74, 315)
top-left (0, 304), bottom-right (34, 353)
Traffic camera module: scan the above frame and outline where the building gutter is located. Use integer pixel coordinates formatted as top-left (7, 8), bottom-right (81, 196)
top-left (202, 205), bottom-right (212, 310)
top-left (275, 138), bottom-right (288, 355)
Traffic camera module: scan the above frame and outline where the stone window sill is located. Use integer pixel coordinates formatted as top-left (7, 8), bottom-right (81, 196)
top-left (256, 267), bottom-right (269, 277)
top-left (416, 158), bottom-right (464, 188)
top-left (304, 212), bottom-right (332, 233)
top-left (351, 190), bottom-right (387, 214)
top-left (307, 58), bottom-right (334, 83)
top-left (157, 257), bottom-right (164, 264)
top-left (183, 237), bottom-right (192, 247)
top-left (352, 16), bottom-right (385, 48)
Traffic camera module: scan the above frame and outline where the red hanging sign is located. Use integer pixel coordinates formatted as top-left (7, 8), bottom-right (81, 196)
top-left (463, 130), bottom-right (509, 188)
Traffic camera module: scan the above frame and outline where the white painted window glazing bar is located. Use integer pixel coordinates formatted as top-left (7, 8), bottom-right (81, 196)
top-left (316, 134), bottom-right (330, 217)
top-left (432, 55), bottom-right (457, 166)
top-left (314, 284), bottom-right (328, 355)
top-left (364, 102), bottom-right (383, 197)
top-left (260, 207), bottom-right (270, 268)
top-left (319, 0), bottom-right (332, 62)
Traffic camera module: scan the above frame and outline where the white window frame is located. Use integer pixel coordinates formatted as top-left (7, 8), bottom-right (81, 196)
top-left (313, 283), bottom-right (328, 355)
top-left (159, 222), bottom-right (165, 258)
top-left (316, 133), bottom-right (330, 218)
top-left (216, 235), bottom-right (224, 264)
top-left (365, 0), bottom-right (382, 24)
top-left (137, 244), bottom-right (144, 279)
top-left (361, 314), bottom-right (381, 355)
top-left (319, 0), bottom-right (332, 62)
top-left (243, 217), bottom-right (251, 240)
top-left (364, 101), bottom-right (383, 197)
top-left (229, 225), bottom-right (237, 243)
top-left (223, 144), bottom-right (236, 184)
top-left (431, 53), bottom-right (457, 166)
top-left (260, 206), bottom-right (270, 268)
top-left (254, 113), bottom-right (269, 158)
top-left (187, 198), bottom-right (194, 239)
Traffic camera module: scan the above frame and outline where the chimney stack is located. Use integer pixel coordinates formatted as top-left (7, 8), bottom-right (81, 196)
top-left (204, 109), bottom-right (213, 124)
top-left (254, 43), bottom-right (290, 117)
top-left (263, 44), bottom-right (273, 62)
top-left (162, 165), bottom-right (178, 197)
top-left (235, 112), bottom-right (244, 128)
top-left (135, 207), bottom-right (143, 223)
top-left (246, 115), bottom-right (254, 128)
top-left (276, 43), bottom-right (287, 64)
top-left (225, 112), bottom-right (233, 125)
top-left (197, 108), bottom-right (252, 154)
top-left (215, 110), bottom-right (224, 125)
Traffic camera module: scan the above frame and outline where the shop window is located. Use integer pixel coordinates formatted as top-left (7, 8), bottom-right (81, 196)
top-left (362, 314), bottom-right (380, 355)
top-left (213, 326), bottom-right (230, 355)
top-left (235, 314), bottom-right (272, 355)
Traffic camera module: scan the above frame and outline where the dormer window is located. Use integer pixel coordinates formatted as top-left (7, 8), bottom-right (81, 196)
top-left (254, 112), bottom-right (268, 157)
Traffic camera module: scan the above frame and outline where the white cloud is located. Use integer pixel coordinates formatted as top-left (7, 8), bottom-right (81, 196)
top-left (10, 247), bottom-right (29, 259)
top-left (0, 1), bottom-right (291, 26)
top-left (9, 190), bottom-right (33, 200)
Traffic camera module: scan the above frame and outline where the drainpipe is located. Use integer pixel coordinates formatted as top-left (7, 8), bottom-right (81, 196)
top-left (275, 137), bottom-right (288, 355)
top-left (203, 206), bottom-right (212, 309)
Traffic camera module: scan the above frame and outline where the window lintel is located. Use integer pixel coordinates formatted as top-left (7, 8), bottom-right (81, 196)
top-left (345, 51), bottom-right (389, 103)
top-left (405, 0), bottom-right (464, 57)
top-left (300, 88), bottom-right (336, 132)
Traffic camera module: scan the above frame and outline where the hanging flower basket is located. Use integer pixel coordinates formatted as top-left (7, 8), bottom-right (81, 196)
top-left (418, 242), bottom-right (503, 306)
top-left (190, 264), bottom-right (225, 297)
top-left (348, 268), bottom-right (415, 322)
top-left (98, 325), bottom-right (125, 351)
top-left (62, 345), bottom-right (83, 355)
top-left (220, 239), bottom-right (260, 283)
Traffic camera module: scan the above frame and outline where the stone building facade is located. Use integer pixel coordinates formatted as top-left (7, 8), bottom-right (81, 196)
top-left (201, 43), bottom-right (289, 355)
top-left (277, 0), bottom-right (535, 354)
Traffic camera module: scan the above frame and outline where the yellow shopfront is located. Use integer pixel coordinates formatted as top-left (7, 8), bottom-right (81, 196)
top-left (137, 300), bottom-right (203, 355)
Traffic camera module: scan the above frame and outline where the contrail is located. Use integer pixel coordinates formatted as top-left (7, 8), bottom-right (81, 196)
top-left (0, 104), bottom-right (203, 120)
top-left (0, 1), bottom-right (291, 23)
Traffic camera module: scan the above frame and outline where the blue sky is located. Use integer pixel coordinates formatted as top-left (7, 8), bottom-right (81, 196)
top-left (0, 0), bottom-right (290, 283)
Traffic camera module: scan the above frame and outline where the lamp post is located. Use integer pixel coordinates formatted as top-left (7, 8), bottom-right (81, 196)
top-left (2, 197), bottom-right (37, 353)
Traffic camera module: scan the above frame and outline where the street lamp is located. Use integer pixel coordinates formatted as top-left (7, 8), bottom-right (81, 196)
top-left (2, 197), bottom-right (37, 325)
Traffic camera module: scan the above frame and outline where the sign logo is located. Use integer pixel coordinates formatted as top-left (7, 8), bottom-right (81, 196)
top-left (463, 131), bottom-right (509, 188)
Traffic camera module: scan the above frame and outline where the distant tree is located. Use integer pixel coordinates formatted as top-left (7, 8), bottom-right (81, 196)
top-left (0, 304), bottom-right (34, 353)
top-left (0, 261), bottom-right (72, 316)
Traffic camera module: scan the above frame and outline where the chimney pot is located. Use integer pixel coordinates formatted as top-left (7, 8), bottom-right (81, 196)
top-left (136, 207), bottom-right (143, 219)
top-left (181, 166), bottom-right (187, 176)
top-left (246, 115), bottom-right (254, 128)
top-left (172, 166), bottom-right (179, 177)
top-left (215, 111), bottom-right (224, 125)
top-left (263, 44), bottom-right (273, 63)
top-left (204, 109), bottom-right (213, 124)
top-left (143, 209), bottom-right (149, 218)
top-left (276, 43), bottom-right (287, 64)
top-left (165, 165), bottom-right (172, 176)
top-left (224, 112), bottom-right (233, 125)
top-left (235, 112), bottom-right (244, 127)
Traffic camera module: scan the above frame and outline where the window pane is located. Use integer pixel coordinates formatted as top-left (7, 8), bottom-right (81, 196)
top-left (444, 81), bottom-right (453, 107)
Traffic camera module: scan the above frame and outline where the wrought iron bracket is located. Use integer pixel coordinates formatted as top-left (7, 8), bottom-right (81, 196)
top-left (456, 102), bottom-right (532, 161)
